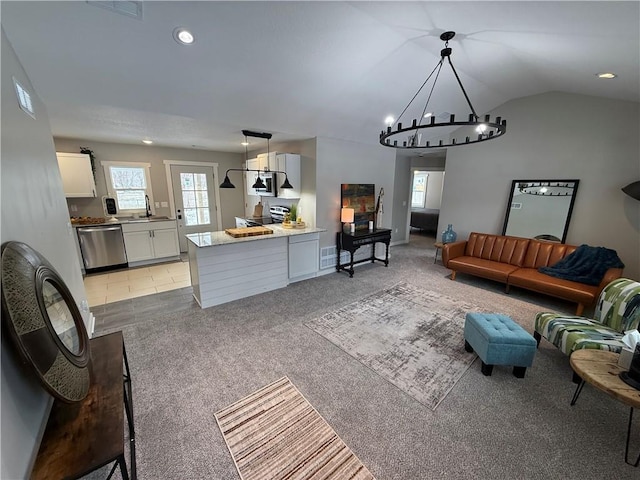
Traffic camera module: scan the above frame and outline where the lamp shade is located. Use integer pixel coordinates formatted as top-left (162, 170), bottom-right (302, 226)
top-left (280, 175), bottom-right (293, 189)
top-left (252, 176), bottom-right (267, 189)
top-left (219, 175), bottom-right (235, 188)
top-left (622, 181), bottom-right (640, 201)
top-left (341, 207), bottom-right (354, 223)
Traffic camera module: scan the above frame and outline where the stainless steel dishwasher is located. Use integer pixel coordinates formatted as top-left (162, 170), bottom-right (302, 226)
top-left (76, 225), bottom-right (128, 272)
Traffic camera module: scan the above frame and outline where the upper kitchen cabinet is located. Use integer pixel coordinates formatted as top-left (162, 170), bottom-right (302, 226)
top-left (256, 152), bottom-right (277, 171)
top-left (246, 152), bottom-right (301, 198)
top-left (56, 152), bottom-right (96, 197)
top-left (276, 154), bottom-right (300, 199)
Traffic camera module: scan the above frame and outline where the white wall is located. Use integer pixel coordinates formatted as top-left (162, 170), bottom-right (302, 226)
top-left (315, 137), bottom-right (396, 248)
top-left (440, 91), bottom-right (640, 279)
top-left (53, 138), bottom-right (245, 230)
top-left (1, 29), bottom-right (91, 479)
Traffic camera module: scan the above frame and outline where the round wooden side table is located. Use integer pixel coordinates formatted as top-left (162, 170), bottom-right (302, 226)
top-left (433, 242), bottom-right (444, 264)
top-left (570, 349), bottom-right (640, 467)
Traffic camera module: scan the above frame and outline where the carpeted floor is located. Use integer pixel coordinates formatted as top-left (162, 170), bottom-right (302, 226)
top-left (92, 232), bottom-right (640, 480)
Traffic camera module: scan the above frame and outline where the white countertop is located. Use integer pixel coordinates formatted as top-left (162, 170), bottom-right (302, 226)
top-left (186, 225), bottom-right (326, 247)
top-left (71, 217), bottom-right (176, 227)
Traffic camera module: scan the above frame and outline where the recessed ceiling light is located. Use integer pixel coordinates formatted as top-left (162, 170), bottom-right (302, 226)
top-left (596, 72), bottom-right (617, 79)
top-left (241, 141), bottom-right (249, 146)
top-left (173, 27), bottom-right (195, 45)
top-left (384, 116), bottom-right (395, 126)
top-left (142, 139), bottom-right (153, 145)
top-left (423, 112), bottom-right (434, 118)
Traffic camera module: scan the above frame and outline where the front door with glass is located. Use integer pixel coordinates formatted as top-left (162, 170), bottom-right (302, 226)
top-left (170, 165), bottom-right (217, 252)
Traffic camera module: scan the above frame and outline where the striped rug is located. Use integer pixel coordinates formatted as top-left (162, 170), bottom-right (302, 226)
top-left (214, 377), bottom-right (376, 480)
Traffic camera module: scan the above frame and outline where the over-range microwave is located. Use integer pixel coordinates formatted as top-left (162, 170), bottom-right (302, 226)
top-left (248, 171), bottom-right (277, 197)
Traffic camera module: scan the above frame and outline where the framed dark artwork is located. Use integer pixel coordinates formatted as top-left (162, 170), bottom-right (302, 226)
top-left (502, 179), bottom-right (579, 244)
top-left (341, 184), bottom-right (375, 231)
top-left (1, 241), bottom-right (91, 402)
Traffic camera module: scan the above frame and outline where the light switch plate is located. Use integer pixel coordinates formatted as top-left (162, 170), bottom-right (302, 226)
top-left (161, 201), bottom-right (168, 207)
top-left (155, 202), bottom-right (160, 208)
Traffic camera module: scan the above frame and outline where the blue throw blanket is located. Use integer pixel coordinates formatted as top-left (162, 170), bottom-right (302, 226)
top-left (539, 244), bottom-right (624, 286)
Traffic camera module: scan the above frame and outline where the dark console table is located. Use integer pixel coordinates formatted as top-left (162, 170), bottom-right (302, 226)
top-left (31, 331), bottom-right (136, 480)
top-left (336, 228), bottom-right (391, 277)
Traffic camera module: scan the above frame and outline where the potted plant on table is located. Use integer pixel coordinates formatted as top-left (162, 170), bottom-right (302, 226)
top-left (289, 204), bottom-right (297, 225)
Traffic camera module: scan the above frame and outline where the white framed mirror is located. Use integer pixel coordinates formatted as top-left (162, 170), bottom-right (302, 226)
top-left (502, 179), bottom-right (579, 243)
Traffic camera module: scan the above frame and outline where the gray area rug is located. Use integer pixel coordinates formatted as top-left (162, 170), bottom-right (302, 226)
top-left (306, 282), bottom-right (477, 410)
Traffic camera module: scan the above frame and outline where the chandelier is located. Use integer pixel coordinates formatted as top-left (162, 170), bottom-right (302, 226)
top-left (517, 182), bottom-right (575, 196)
top-left (379, 31), bottom-right (507, 149)
top-left (219, 130), bottom-right (293, 190)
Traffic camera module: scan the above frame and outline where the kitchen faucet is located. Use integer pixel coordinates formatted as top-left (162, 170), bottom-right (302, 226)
top-left (145, 194), bottom-right (152, 217)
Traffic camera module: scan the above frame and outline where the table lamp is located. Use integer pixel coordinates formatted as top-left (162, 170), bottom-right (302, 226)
top-left (341, 208), bottom-right (355, 233)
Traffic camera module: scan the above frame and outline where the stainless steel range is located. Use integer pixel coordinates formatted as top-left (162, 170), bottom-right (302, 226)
top-left (237, 205), bottom-right (291, 228)
top-left (269, 205), bottom-right (290, 223)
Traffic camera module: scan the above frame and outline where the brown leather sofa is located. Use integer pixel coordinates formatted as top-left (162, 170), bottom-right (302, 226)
top-left (442, 232), bottom-right (623, 315)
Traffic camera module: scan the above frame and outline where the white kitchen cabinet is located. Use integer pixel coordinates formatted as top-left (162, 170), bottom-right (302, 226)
top-left (256, 152), bottom-right (276, 171)
top-left (246, 152), bottom-right (300, 198)
top-left (276, 154), bottom-right (301, 199)
top-left (122, 230), bottom-right (155, 262)
top-left (122, 220), bottom-right (179, 264)
top-left (56, 152), bottom-right (96, 198)
top-left (288, 232), bottom-right (319, 282)
top-left (152, 228), bottom-right (181, 258)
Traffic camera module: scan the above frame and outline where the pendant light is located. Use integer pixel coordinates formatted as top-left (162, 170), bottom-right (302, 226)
top-left (219, 130), bottom-right (295, 191)
top-left (380, 31), bottom-right (507, 149)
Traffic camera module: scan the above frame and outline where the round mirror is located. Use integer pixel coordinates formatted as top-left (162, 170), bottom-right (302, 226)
top-left (42, 279), bottom-right (81, 355)
top-left (1, 241), bottom-right (90, 402)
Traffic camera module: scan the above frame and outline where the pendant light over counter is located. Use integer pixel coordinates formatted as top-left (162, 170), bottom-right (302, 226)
top-left (219, 130), bottom-right (294, 191)
top-left (622, 181), bottom-right (640, 201)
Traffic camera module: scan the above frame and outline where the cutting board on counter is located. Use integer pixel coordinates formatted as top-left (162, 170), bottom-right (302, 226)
top-left (224, 226), bottom-right (273, 238)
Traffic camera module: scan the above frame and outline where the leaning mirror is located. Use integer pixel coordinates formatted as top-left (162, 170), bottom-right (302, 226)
top-left (1, 241), bottom-right (90, 402)
top-left (502, 180), bottom-right (579, 243)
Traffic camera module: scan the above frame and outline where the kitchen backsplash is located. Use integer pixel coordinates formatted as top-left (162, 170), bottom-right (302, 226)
top-left (66, 197), bottom-right (173, 219)
top-left (245, 196), bottom-right (299, 219)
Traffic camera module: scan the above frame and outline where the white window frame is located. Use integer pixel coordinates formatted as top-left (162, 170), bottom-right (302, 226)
top-left (411, 171), bottom-right (428, 209)
top-left (101, 161), bottom-right (154, 215)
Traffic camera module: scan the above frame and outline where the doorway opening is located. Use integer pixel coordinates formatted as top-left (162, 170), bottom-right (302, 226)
top-left (407, 169), bottom-right (444, 245)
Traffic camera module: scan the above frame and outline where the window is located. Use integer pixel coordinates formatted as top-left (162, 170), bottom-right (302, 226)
top-left (180, 173), bottom-right (210, 226)
top-left (102, 162), bottom-right (153, 213)
top-left (411, 171), bottom-right (428, 208)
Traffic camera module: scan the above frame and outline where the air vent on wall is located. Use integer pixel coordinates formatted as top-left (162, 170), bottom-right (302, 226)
top-left (87, 1), bottom-right (143, 20)
top-left (13, 77), bottom-right (35, 119)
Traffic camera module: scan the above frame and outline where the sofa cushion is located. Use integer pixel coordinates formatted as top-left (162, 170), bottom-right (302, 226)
top-left (508, 268), bottom-right (598, 305)
top-left (522, 240), bottom-right (577, 268)
top-left (448, 257), bottom-right (520, 283)
top-left (534, 312), bottom-right (625, 355)
top-left (465, 233), bottom-right (530, 267)
top-left (595, 278), bottom-right (640, 332)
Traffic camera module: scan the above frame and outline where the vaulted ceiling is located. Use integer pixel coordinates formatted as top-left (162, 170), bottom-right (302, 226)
top-left (2, 1), bottom-right (638, 153)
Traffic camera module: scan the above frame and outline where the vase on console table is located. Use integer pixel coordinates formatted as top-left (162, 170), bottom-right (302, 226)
top-left (441, 224), bottom-right (457, 244)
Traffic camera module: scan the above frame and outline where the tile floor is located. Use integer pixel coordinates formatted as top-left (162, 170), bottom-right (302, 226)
top-left (84, 260), bottom-right (191, 306)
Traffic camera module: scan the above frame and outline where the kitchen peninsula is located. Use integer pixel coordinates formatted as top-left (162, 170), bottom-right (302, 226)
top-left (186, 225), bottom-right (325, 308)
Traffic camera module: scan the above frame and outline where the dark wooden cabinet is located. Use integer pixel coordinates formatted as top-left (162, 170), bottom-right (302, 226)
top-left (336, 228), bottom-right (391, 277)
top-left (31, 331), bottom-right (136, 480)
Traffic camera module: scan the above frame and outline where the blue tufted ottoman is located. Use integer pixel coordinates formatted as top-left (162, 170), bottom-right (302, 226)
top-left (464, 313), bottom-right (537, 378)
